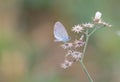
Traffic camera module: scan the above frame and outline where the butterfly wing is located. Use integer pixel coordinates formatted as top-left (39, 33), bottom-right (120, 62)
top-left (54, 21), bottom-right (69, 42)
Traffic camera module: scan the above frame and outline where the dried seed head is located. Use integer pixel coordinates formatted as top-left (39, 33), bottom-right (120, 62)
top-left (66, 50), bottom-right (73, 57)
top-left (82, 23), bottom-right (94, 28)
top-left (74, 39), bottom-right (85, 48)
top-left (72, 25), bottom-right (84, 33)
top-left (61, 43), bottom-right (73, 49)
top-left (101, 21), bottom-right (112, 27)
top-left (61, 59), bottom-right (73, 69)
top-left (71, 51), bottom-right (82, 61)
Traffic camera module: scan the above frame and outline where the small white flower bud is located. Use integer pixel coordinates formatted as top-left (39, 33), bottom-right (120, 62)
top-left (93, 11), bottom-right (102, 23)
top-left (95, 11), bottom-right (102, 20)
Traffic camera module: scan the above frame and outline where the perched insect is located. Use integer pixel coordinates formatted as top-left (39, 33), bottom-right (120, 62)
top-left (54, 21), bottom-right (70, 42)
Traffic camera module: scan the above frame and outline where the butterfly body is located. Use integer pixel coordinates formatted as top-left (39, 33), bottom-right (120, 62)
top-left (54, 21), bottom-right (70, 42)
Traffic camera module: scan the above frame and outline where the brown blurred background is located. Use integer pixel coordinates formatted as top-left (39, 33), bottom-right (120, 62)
top-left (0, 0), bottom-right (120, 82)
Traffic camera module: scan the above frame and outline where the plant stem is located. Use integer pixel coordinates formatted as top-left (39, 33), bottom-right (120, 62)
top-left (82, 26), bottom-right (99, 60)
top-left (79, 29), bottom-right (94, 82)
top-left (81, 29), bottom-right (89, 61)
top-left (88, 25), bottom-right (102, 37)
top-left (79, 61), bottom-right (93, 82)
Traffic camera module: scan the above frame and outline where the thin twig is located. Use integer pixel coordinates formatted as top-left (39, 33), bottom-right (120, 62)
top-left (81, 29), bottom-right (89, 61)
top-left (79, 61), bottom-right (93, 82)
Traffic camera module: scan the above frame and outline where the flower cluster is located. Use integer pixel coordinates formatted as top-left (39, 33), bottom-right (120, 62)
top-left (71, 11), bottom-right (112, 34)
top-left (93, 11), bottom-right (112, 27)
top-left (55, 11), bottom-right (112, 69)
top-left (60, 36), bottom-right (84, 69)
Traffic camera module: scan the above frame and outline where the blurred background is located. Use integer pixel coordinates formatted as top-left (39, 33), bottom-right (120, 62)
top-left (0, 0), bottom-right (120, 82)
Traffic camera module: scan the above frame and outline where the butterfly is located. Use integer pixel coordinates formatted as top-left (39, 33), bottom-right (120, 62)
top-left (54, 21), bottom-right (70, 42)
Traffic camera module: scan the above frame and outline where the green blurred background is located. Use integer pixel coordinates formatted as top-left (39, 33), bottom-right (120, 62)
top-left (0, 0), bottom-right (120, 82)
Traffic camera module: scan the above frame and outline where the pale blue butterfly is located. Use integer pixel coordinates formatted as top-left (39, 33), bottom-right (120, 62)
top-left (54, 21), bottom-right (70, 42)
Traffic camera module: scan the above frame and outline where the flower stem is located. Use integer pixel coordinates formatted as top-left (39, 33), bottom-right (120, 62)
top-left (88, 25), bottom-right (102, 37)
top-left (81, 29), bottom-right (89, 61)
top-left (79, 61), bottom-right (93, 82)
top-left (81, 26), bottom-right (99, 60)
top-left (80, 29), bottom-right (94, 82)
